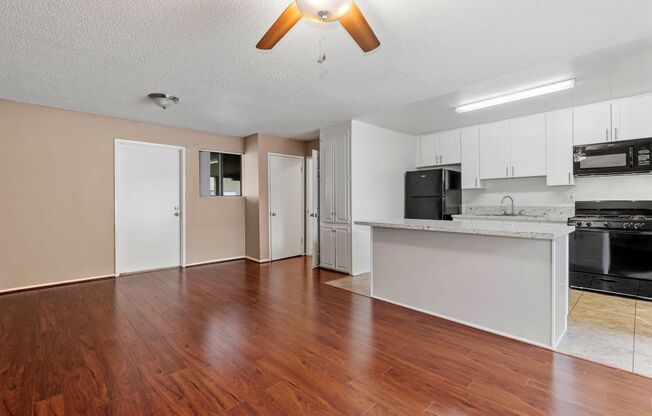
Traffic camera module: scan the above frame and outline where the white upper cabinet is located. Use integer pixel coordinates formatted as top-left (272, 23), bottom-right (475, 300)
top-left (333, 129), bottom-right (351, 224)
top-left (573, 102), bottom-right (612, 145)
top-left (545, 109), bottom-right (575, 186)
top-left (509, 114), bottom-right (546, 178)
top-left (416, 130), bottom-right (461, 167)
top-left (438, 129), bottom-right (462, 165)
top-left (320, 134), bottom-right (334, 223)
top-left (612, 94), bottom-right (652, 141)
top-left (460, 126), bottom-right (484, 189)
top-left (479, 121), bottom-right (511, 179)
top-left (417, 133), bottom-right (438, 167)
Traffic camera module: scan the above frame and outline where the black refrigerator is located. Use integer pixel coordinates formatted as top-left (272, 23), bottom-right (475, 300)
top-left (405, 169), bottom-right (461, 220)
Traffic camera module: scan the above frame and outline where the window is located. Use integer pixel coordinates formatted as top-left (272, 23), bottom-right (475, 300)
top-left (199, 151), bottom-right (242, 196)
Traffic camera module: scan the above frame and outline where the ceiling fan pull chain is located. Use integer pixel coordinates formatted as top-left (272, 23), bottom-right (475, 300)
top-left (317, 33), bottom-right (327, 64)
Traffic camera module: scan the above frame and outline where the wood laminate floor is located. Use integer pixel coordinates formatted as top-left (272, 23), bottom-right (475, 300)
top-left (2, 256), bottom-right (652, 415)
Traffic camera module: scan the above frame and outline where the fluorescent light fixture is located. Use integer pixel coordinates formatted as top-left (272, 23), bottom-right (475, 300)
top-left (455, 79), bottom-right (576, 113)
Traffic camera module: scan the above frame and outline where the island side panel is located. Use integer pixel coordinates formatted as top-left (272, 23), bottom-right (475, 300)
top-left (371, 227), bottom-right (553, 347)
top-left (553, 234), bottom-right (569, 347)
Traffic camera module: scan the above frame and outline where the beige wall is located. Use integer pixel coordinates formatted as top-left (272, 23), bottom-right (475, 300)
top-left (243, 134), bottom-right (261, 260)
top-left (0, 99), bottom-right (245, 291)
top-left (242, 134), bottom-right (317, 261)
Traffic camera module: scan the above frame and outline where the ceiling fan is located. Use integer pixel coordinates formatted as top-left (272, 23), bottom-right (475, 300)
top-left (256, 0), bottom-right (380, 53)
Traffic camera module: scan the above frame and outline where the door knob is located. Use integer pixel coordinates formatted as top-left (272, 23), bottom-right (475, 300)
top-left (271, 212), bottom-right (277, 216)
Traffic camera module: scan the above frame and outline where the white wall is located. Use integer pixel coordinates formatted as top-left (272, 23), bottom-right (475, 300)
top-left (351, 120), bottom-right (417, 220)
top-left (351, 120), bottom-right (417, 275)
top-left (463, 174), bottom-right (652, 209)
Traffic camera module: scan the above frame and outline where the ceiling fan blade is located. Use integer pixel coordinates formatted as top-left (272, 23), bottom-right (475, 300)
top-left (256, 2), bottom-right (303, 50)
top-left (339, 2), bottom-right (380, 52)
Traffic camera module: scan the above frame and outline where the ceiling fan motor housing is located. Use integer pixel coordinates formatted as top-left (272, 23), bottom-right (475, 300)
top-left (295, 0), bottom-right (353, 22)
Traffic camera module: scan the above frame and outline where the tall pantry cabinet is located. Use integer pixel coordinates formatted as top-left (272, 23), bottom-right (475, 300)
top-left (319, 123), bottom-right (351, 273)
top-left (319, 121), bottom-right (416, 276)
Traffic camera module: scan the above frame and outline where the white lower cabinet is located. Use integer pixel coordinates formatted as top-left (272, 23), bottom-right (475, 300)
top-left (334, 227), bottom-right (351, 273)
top-left (320, 225), bottom-right (336, 269)
top-left (320, 224), bottom-right (350, 273)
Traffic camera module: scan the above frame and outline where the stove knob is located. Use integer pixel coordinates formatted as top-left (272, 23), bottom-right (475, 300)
top-left (634, 223), bottom-right (643, 230)
top-left (603, 222), bottom-right (611, 228)
top-left (585, 222), bottom-right (592, 227)
top-left (576, 221), bottom-right (583, 227)
top-left (623, 222), bottom-right (632, 229)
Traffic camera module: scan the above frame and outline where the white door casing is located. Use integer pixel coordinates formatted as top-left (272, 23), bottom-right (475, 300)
top-left (269, 154), bottom-right (305, 261)
top-left (115, 140), bottom-right (185, 275)
top-left (311, 149), bottom-right (320, 268)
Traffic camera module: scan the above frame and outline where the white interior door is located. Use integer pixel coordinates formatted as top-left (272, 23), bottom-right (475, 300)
top-left (269, 154), bottom-right (304, 261)
top-left (311, 149), bottom-right (320, 268)
top-left (115, 140), bottom-right (183, 275)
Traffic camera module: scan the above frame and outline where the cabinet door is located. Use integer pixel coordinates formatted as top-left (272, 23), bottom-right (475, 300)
top-left (320, 226), bottom-right (335, 269)
top-left (573, 102), bottom-right (611, 145)
top-left (479, 121), bottom-right (510, 179)
top-left (439, 129), bottom-right (461, 165)
top-left (510, 114), bottom-right (546, 178)
top-left (612, 94), bottom-right (652, 141)
top-left (460, 126), bottom-right (483, 189)
top-left (334, 228), bottom-right (350, 273)
top-left (319, 136), bottom-right (334, 223)
top-left (546, 109), bottom-right (575, 186)
top-left (333, 129), bottom-right (350, 224)
top-left (418, 133), bottom-right (438, 167)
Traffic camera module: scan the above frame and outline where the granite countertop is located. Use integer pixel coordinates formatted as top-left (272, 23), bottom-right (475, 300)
top-left (452, 214), bottom-right (569, 223)
top-left (355, 219), bottom-right (575, 240)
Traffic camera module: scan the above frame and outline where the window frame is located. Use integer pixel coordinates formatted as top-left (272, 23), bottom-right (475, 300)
top-left (199, 149), bottom-right (243, 197)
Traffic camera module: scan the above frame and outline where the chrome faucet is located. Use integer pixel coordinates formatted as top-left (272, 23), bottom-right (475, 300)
top-left (501, 195), bottom-right (515, 215)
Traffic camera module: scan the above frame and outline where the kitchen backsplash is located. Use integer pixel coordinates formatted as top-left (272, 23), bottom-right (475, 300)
top-left (464, 205), bottom-right (574, 221)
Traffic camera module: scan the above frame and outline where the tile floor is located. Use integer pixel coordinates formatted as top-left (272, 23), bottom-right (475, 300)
top-left (323, 275), bottom-right (652, 378)
top-left (558, 289), bottom-right (652, 377)
top-left (323, 273), bottom-right (371, 297)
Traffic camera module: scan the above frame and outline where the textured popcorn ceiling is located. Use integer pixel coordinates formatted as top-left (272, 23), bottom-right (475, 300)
top-left (1, 0), bottom-right (652, 139)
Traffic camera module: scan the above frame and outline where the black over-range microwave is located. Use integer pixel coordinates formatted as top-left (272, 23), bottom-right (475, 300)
top-left (573, 137), bottom-right (652, 176)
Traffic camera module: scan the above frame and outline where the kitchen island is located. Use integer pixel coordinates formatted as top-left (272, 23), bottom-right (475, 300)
top-left (356, 219), bottom-right (575, 349)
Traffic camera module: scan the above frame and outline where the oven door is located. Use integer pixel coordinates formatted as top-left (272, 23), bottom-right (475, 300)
top-left (573, 144), bottom-right (633, 176)
top-left (570, 229), bottom-right (652, 281)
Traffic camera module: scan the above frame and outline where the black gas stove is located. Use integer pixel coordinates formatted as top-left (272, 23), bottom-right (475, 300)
top-left (568, 201), bottom-right (652, 299)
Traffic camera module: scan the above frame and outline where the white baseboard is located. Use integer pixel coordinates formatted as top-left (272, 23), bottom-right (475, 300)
top-left (185, 256), bottom-right (245, 267)
top-left (0, 273), bottom-right (116, 294)
top-left (244, 256), bottom-right (270, 263)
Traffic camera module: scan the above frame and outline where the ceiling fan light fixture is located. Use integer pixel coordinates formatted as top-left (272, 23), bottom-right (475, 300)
top-left (148, 93), bottom-right (179, 110)
top-left (296, 0), bottom-right (353, 22)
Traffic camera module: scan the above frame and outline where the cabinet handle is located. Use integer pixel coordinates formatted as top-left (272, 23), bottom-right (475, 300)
top-left (506, 166), bottom-right (509, 177)
top-left (568, 172), bottom-right (571, 184)
top-left (614, 127), bottom-right (618, 140)
top-left (606, 128), bottom-right (609, 141)
top-left (475, 178), bottom-right (478, 187)
top-left (511, 166), bottom-right (514, 176)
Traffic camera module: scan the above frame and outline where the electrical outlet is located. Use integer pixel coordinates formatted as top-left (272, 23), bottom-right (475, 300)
top-left (566, 192), bottom-right (575, 201)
